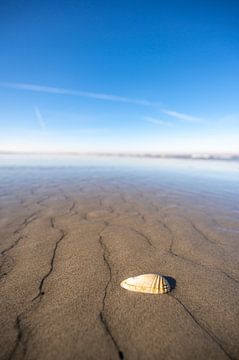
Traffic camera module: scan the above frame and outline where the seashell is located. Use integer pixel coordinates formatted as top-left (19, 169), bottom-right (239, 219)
top-left (120, 273), bottom-right (171, 294)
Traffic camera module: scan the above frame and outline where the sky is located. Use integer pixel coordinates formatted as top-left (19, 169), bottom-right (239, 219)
top-left (0, 0), bottom-right (239, 154)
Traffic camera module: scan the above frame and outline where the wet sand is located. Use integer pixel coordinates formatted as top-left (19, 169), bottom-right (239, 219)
top-left (0, 162), bottom-right (239, 360)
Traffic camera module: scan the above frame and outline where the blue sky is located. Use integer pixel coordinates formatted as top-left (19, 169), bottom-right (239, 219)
top-left (0, 0), bottom-right (238, 153)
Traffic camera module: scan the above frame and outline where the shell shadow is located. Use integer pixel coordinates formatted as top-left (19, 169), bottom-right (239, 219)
top-left (165, 276), bottom-right (176, 290)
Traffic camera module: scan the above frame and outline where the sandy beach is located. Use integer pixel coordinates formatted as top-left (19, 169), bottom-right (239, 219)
top-left (0, 160), bottom-right (239, 360)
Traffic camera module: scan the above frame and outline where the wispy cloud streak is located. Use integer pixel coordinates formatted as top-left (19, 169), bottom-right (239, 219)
top-left (1, 82), bottom-right (151, 106)
top-left (1, 82), bottom-right (204, 125)
top-left (162, 109), bottom-right (203, 123)
top-left (144, 116), bottom-right (173, 127)
top-left (34, 106), bottom-right (47, 131)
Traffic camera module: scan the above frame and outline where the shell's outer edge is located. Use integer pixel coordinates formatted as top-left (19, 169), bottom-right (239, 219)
top-left (120, 273), bottom-right (171, 294)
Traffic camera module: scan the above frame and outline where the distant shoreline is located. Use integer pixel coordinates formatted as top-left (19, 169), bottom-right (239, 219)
top-left (0, 151), bottom-right (238, 161)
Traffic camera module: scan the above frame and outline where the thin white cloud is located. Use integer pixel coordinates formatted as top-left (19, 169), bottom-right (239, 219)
top-left (144, 116), bottom-right (173, 127)
top-left (34, 106), bottom-right (47, 131)
top-left (1, 82), bottom-right (152, 106)
top-left (162, 109), bottom-right (203, 123)
top-left (1, 82), bottom-right (204, 125)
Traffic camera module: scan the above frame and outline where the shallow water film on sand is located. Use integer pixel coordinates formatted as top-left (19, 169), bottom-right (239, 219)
top-left (0, 156), bottom-right (239, 360)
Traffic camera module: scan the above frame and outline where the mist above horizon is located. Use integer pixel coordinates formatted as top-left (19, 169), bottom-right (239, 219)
top-left (0, 1), bottom-right (238, 154)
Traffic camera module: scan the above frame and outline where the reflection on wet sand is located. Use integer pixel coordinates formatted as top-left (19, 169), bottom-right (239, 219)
top-left (0, 160), bottom-right (239, 359)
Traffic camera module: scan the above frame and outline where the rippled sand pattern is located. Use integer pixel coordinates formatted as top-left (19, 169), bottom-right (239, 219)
top-left (0, 166), bottom-right (239, 360)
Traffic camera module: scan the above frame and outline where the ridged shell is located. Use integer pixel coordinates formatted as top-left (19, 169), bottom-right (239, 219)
top-left (120, 273), bottom-right (171, 294)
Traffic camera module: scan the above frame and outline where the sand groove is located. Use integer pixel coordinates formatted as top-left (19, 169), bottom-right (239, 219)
top-left (0, 211), bottom-right (40, 279)
top-left (1, 235), bottom-right (24, 258)
top-left (129, 228), bottom-right (154, 248)
top-left (98, 226), bottom-right (124, 359)
top-left (32, 217), bottom-right (67, 301)
top-left (1, 211), bottom-right (38, 255)
top-left (155, 214), bottom-right (239, 286)
top-left (8, 315), bottom-right (26, 360)
top-left (170, 295), bottom-right (233, 360)
top-left (69, 201), bottom-right (76, 214)
top-left (189, 221), bottom-right (216, 245)
top-left (3, 214), bottom-right (68, 360)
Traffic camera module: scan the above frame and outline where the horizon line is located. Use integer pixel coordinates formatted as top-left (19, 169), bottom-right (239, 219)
top-left (0, 150), bottom-right (238, 159)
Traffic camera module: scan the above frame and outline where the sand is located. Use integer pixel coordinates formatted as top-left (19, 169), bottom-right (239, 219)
top-left (0, 166), bottom-right (239, 360)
